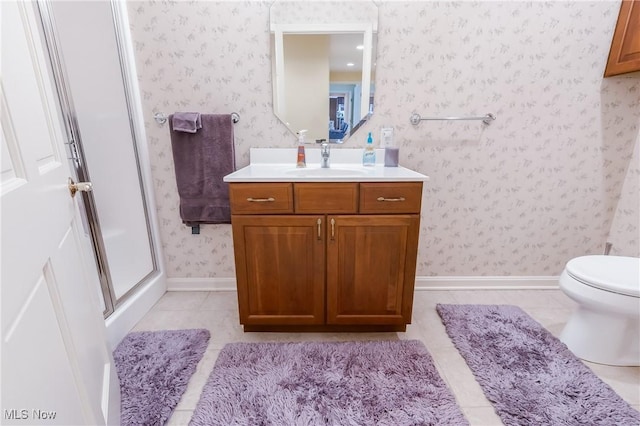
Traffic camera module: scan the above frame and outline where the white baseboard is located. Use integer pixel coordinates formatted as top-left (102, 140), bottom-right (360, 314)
top-left (167, 276), bottom-right (560, 292)
top-left (414, 275), bottom-right (560, 290)
top-left (167, 277), bottom-right (237, 291)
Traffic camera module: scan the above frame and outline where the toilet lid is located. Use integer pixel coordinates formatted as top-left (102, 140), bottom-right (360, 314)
top-left (565, 255), bottom-right (640, 297)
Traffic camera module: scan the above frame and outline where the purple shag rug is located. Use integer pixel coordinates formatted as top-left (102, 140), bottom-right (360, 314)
top-left (190, 340), bottom-right (468, 425)
top-left (113, 329), bottom-right (210, 426)
top-left (436, 304), bottom-right (640, 426)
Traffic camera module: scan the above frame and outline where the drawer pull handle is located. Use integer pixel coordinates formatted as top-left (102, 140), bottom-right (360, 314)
top-left (317, 218), bottom-right (322, 240)
top-left (246, 197), bottom-right (275, 203)
top-left (377, 196), bottom-right (406, 202)
top-left (330, 218), bottom-right (335, 240)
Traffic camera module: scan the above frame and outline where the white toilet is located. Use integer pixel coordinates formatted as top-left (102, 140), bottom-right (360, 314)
top-left (560, 255), bottom-right (640, 366)
top-left (559, 255), bottom-right (640, 366)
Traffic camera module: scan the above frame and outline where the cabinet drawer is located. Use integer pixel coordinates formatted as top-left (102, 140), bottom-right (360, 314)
top-left (359, 182), bottom-right (422, 214)
top-left (295, 183), bottom-right (358, 214)
top-left (229, 183), bottom-right (293, 214)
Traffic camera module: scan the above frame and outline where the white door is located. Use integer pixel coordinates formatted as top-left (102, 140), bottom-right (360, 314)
top-left (1, 2), bottom-right (120, 425)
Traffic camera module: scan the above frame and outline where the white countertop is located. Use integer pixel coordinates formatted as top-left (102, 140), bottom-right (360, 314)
top-left (224, 148), bottom-right (430, 183)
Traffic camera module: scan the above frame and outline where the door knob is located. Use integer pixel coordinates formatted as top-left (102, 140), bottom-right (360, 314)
top-left (68, 177), bottom-right (93, 198)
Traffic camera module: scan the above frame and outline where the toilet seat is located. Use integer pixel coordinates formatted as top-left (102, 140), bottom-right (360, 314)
top-left (565, 255), bottom-right (639, 298)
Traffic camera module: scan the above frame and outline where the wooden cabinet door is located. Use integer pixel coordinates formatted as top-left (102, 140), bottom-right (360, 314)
top-left (326, 215), bottom-right (420, 325)
top-left (232, 215), bottom-right (325, 325)
top-left (604, 0), bottom-right (640, 77)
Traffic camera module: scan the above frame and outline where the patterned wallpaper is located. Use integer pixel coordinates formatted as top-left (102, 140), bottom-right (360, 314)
top-left (126, 1), bottom-right (640, 279)
top-left (608, 134), bottom-right (640, 257)
top-left (270, 0), bottom-right (377, 27)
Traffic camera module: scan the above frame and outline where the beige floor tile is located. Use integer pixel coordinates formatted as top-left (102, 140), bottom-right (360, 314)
top-left (132, 309), bottom-right (210, 332)
top-left (399, 322), bottom-right (428, 342)
top-left (134, 289), bottom-right (638, 426)
top-left (174, 348), bottom-right (220, 410)
top-left (166, 409), bottom-right (193, 426)
top-left (153, 291), bottom-right (210, 311)
top-left (500, 289), bottom-right (566, 308)
top-left (413, 289), bottom-right (460, 307)
top-left (431, 347), bottom-right (493, 407)
top-left (200, 291), bottom-right (239, 311)
top-left (582, 361), bottom-right (640, 406)
top-left (520, 307), bottom-right (574, 337)
top-left (449, 290), bottom-right (513, 305)
top-left (413, 312), bottom-right (456, 351)
top-left (461, 406), bottom-right (503, 426)
top-left (198, 310), bottom-right (245, 348)
top-left (242, 332), bottom-right (338, 343)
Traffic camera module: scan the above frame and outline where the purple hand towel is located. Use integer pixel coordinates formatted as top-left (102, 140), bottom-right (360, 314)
top-left (172, 112), bottom-right (202, 133)
top-left (169, 114), bottom-right (236, 225)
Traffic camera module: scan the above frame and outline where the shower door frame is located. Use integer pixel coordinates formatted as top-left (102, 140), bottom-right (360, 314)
top-left (35, 0), bottom-right (160, 319)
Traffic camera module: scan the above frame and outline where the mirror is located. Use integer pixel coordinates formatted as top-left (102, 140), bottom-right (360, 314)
top-left (270, 1), bottom-right (378, 143)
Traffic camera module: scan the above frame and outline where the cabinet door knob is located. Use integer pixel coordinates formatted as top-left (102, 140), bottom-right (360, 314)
top-left (330, 218), bottom-right (335, 240)
top-left (317, 218), bottom-right (322, 240)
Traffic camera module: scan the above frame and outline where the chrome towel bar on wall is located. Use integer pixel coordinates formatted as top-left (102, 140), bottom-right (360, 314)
top-left (153, 112), bottom-right (240, 125)
top-left (410, 112), bottom-right (496, 125)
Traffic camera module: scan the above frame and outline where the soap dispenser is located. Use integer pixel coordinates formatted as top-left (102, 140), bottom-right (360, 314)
top-left (381, 127), bottom-right (399, 167)
top-left (296, 130), bottom-right (307, 168)
top-left (362, 131), bottom-right (376, 166)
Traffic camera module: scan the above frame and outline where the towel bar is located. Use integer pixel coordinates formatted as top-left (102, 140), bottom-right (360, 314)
top-left (410, 112), bottom-right (495, 125)
top-left (154, 112), bottom-right (240, 125)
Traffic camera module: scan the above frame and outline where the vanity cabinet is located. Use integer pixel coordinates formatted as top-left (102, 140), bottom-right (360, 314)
top-left (229, 181), bottom-right (422, 332)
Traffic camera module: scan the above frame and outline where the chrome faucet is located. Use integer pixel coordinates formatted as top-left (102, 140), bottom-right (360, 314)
top-left (321, 142), bottom-right (330, 168)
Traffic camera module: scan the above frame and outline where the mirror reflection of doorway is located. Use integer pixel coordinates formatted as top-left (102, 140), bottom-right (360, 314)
top-left (329, 92), bottom-right (351, 142)
top-left (329, 97), bottom-right (338, 129)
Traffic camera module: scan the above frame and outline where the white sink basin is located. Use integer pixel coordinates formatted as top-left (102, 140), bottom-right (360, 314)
top-left (223, 149), bottom-right (430, 182)
top-left (283, 166), bottom-right (371, 177)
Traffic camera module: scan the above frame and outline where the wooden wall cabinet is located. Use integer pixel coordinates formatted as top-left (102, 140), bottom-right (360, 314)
top-left (604, 0), bottom-right (640, 77)
top-left (229, 181), bottom-right (423, 332)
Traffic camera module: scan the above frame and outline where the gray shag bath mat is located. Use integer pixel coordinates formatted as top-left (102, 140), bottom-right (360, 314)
top-left (190, 339), bottom-right (468, 425)
top-left (436, 304), bottom-right (640, 426)
top-left (113, 329), bottom-right (210, 426)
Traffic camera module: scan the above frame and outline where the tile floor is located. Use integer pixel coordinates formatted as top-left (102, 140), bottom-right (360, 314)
top-left (131, 289), bottom-right (640, 425)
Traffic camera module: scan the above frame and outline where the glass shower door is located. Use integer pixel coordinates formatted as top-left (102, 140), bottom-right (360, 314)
top-left (38, 0), bottom-right (157, 315)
